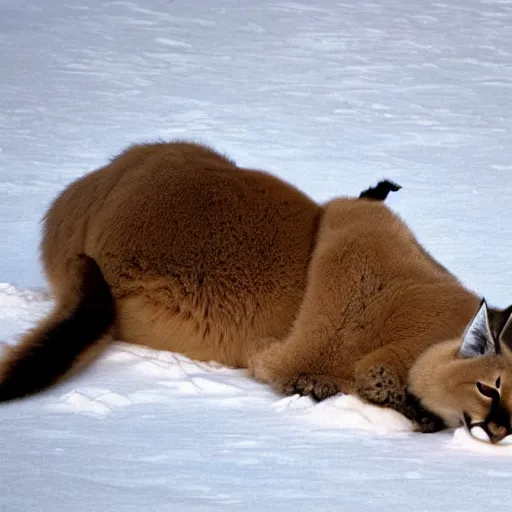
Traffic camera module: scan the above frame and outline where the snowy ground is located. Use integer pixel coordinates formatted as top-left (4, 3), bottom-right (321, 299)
top-left (2, 0), bottom-right (512, 510)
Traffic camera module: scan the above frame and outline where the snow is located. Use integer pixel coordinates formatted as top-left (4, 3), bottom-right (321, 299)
top-left (2, 0), bottom-right (512, 510)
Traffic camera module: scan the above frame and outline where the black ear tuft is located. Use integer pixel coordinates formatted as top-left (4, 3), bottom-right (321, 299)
top-left (359, 180), bottom-right (401, 201)
top-left (459, 299), bottom-right (499, 358)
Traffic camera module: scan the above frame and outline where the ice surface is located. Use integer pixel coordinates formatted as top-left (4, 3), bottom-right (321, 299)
top-left (2, 0), bottom-right (512, 510)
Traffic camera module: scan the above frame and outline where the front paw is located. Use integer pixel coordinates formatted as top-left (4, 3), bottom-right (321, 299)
top-left (283, 373), bottom-right (340, 401)
top-left (413, 413), bottom-right (446, 433)
top-left (355, 363), bottom-right (405, 408)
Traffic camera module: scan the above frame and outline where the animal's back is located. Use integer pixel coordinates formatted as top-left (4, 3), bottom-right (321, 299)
top-left (315, 198), bottom-right (479, 355)
top-left (42, 142), bottom-right (237, 289)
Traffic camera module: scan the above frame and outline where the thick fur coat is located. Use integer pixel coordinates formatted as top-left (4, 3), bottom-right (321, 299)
top-left (2, 141), bottom-right (511, 441)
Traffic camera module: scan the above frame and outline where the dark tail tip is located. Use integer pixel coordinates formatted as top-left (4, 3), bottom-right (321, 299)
top-left (359, 180), bottom-right (402, 201)
top-left (0, 254), bottom-right (115, 403)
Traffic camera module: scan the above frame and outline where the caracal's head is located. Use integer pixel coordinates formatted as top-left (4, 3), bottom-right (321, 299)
top-left (409, 299), bottom-right (512, 444)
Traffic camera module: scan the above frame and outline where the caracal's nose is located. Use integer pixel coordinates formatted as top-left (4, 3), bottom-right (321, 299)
top-left (486, 422), bottom-right (511, 444)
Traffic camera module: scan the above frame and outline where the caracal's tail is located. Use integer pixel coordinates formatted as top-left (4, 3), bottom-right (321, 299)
top-left (0, 254), bottom-right (115, 402)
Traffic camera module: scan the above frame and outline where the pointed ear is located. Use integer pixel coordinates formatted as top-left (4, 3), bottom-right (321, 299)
top-left (487, 304), bottom-right (512, 351)
top-left (459, 299), bottom-right (499, 358)
top-left (498, 305), bottom-right (512, 350)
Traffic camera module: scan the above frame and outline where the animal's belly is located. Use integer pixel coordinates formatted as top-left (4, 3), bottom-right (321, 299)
top-left (113, 273), bottom-right (304, 368)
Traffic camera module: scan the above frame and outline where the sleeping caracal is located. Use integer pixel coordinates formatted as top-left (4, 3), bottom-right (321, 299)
top-left (1, 141), bottom-right (511, 443)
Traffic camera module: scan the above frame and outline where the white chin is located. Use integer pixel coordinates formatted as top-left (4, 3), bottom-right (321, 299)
top-left (469, 426), bottom-right (490, 442)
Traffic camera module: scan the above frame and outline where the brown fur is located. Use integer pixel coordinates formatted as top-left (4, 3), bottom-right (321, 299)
top-left (249, 199), bottom-right (479, 404)
top-left (2, 140), bottom-right (511, 438)
top-left (41, 141), bottom-right (320, 369)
